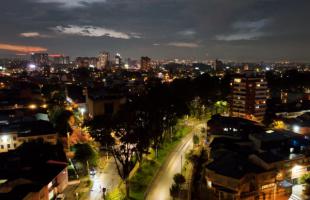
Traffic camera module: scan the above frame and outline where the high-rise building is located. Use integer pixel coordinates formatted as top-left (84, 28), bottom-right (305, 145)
top-left (31, 53), bottom-right (49, 66)
top-left (97, 52), bottom-right (109, 69)
top-left (230, 72), bottom-right (268, 121)
top-left (50, 54), bottom-right (70, 65)
top-left (141, 56), bottom-right (151, 70)
top-left (75, 57), bottom-right (98, 68)
top-left (115, 53), bottom-right (122, 68)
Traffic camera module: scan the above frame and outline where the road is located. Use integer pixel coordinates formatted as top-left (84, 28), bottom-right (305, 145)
top-left (146, 124), bottom-right (203, 200)
top-left (87, 158), bottom-right (121, 200)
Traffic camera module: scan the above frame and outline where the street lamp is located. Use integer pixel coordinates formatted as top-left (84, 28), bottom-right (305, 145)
top-left (293, 125), bottom-right (300, 133)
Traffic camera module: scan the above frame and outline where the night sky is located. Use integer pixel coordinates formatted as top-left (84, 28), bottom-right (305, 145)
top-left (0, 0), bottom-right (309, 61)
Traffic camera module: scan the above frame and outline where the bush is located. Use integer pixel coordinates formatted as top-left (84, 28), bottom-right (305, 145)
top-left (170, 183), bottom-right (180, 198)
top-left (173, 173), bottom-right (186, 185)
top-left (301, 173), bottom-right (310, 184)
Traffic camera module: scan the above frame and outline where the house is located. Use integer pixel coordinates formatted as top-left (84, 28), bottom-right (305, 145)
top-left (0, 160), bottom-right (68, 200)
top-left (0, 120), bottom-right (57, 153)
top-left (205, 117), bottom-right (310, 200)
top-left (86, 87), bottom-right (126, 118)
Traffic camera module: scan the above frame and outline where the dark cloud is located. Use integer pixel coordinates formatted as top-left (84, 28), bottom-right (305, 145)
top-left (0, 0), bottom-right (309, 61)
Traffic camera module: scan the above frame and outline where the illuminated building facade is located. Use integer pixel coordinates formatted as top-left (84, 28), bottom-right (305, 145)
top-left (31, 53), bottom-right (49, 66)
top-left (115, 53), bottom-right (122, 68)
top-left (141, 56), bottom-right (151, 70)
top-left (97, 51), bottom-right (109, 69)
top-left (230, 72), bottom-right (268, 121)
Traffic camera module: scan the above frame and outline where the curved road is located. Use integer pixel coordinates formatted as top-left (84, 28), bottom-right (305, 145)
top-left (146, 124), bottom-right (203, 200)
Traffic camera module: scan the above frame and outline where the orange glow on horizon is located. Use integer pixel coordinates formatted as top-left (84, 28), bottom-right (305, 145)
top-left (0, 43), bottom-right (47, 53)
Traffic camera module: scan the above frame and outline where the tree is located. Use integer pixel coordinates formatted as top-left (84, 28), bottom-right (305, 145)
top-left (74, 143), bottom-right (98, 173)
top-left (111, 127), bottom-right (138, 198)
top-left (49, 108), bottom-right (73, 136)
top-left (170, 183), bottom-right (180, 200)
top-left (170, 173), bottom-right (186, 199)
top-left (193, 134), bottom-right (200, 146)
top-left (173, 173), bottom-right (186, 185)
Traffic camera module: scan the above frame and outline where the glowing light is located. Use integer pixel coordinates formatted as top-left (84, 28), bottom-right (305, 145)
top-left (1, 135), bottom-right (8, 142)
top-left (28, 64), bottom-right (36, 69)
top-left (79, 108), bottom-right (86, 115)
top-left (66, 97), bottom-right (73, 103)
top-left (234, 78), bottom-right (241, 83)
top-left (28, 104), bottom-right (37, 109)
top-left (293, 125), bottom-right (300, 133)
top-left (291, 165), bottom-right (305, 179)
top-left (41, 104), bottom-right (47, 108)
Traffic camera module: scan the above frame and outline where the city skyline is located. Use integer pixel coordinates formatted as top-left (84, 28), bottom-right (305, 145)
top-left (0, 0), bottom-right (310, 61)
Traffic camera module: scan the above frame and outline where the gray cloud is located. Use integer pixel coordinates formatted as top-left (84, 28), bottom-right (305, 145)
top-left (52, 25), bottom-right (141, 39)
top-left (34, 0), bottom-right (106, 8)
top-left (0, 0), bottom-right (309, 61)
top-left (167, 42), bottom-right (200, 48)
top-left (216, 19), bottom-right (271, 41)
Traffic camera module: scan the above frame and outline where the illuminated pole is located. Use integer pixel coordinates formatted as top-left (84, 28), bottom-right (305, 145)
top-left (181, 155), bottom-right (183, 174)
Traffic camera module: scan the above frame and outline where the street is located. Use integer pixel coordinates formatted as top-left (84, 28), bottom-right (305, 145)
top-left (146, 124), bottom-right (203, 200)
top-left (87, 158), bottom-right (121, 200)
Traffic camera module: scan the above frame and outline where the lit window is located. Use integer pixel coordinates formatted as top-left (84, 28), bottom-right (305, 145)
top-left (234, 78), bottom-right (241, 83)
top-left (257, 84), bottom-right (261, 87)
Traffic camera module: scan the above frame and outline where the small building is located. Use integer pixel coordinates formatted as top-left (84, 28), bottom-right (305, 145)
top-left (0, 120), bottom-right (57, 153)
top-left (205, 116), bottom-right (310, 200)
top-left (86, 88), bottom-right (126, 118)
top-left (0, 160), bottom-right (68, 200)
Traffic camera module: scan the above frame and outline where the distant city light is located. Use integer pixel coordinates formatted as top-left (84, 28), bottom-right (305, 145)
top-left (66, 97), bottom-right (73, 103)
top-left (28, 104), bottom-right (37, 109)
top-left (293, 125), bottom-right (300, 133)
top-left (28, 64), bottom-right (36, 69)
top-left (79, 108), bottom-right (86, 115)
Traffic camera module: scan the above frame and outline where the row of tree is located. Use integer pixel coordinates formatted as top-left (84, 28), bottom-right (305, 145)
top-left (86, 74), bottom-right (228, 198)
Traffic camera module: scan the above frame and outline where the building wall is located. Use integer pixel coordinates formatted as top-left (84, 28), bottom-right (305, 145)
top-left (0, 133), bottom-right (57, 153)
top-left (206, 155), bottom-right (310, 200)
top-left (87, 97), bottom-right (126, 118)
top-left (230, 76), bottom-right (268, 121)
top-left (22, 167), bottom-right (68, 200)
top-left (0, 133), bottom-right (18, 153)
top-left (141, 56), bottom-right (151, 70)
